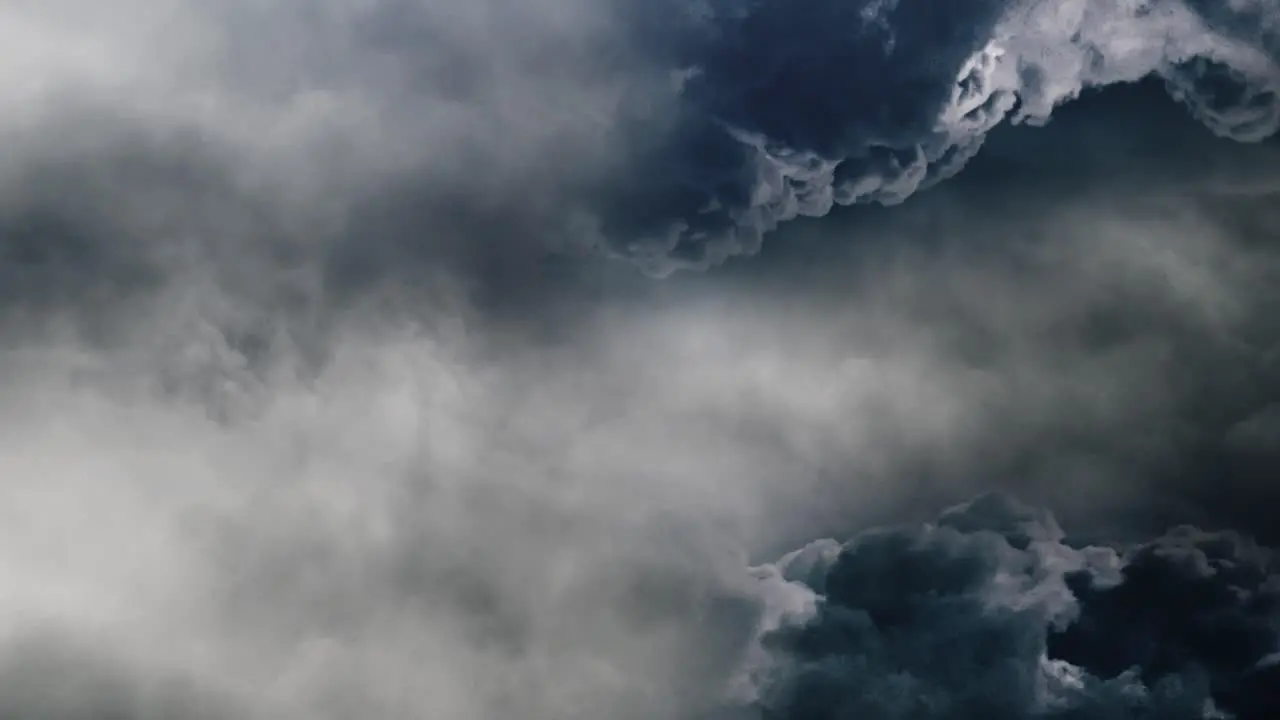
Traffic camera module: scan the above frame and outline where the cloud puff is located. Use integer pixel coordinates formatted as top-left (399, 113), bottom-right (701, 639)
top-left (747, 494), bottom-right (1280, 719)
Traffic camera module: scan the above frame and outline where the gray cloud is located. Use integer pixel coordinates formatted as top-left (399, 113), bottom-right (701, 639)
top-left (0, 633), bottom-right (239, 720)
top-left (1, 1), bottom-right (1279, 719)
top-left (2, 166), bottom-right (1276, 717)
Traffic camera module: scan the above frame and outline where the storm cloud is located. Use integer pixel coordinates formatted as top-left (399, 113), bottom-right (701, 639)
top-left (592, 0), bottom-right (1280, 272)
top-left (7, 1), bottom-right (1279, 275)
top-left (0, 0), bottom-right (1278, 719)
top-left (749, 494), bottom-right (1280, 719)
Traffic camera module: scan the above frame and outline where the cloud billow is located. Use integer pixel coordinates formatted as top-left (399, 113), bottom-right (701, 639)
top-left (747, 494), bottom-right (1280, 719)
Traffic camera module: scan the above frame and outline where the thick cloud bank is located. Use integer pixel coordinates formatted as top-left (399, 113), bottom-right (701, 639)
top-left (603, 0), bottom-right (1280, 271)
top-left (748, 494), bottom-right (1280, 719)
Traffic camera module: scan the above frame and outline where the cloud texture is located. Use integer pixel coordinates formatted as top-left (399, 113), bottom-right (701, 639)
top-left (7, 1), bottom-right (1278, 275)
top-left (599, 0), bottom-right (1280, 271)
top-left (0, 0), bottom-right (1279, 719)
top-left (749, 494), bottom-right (1280, 719)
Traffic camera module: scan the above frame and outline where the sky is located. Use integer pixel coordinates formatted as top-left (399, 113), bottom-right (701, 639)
top-left (0, 1), bottom-right (1278, 718)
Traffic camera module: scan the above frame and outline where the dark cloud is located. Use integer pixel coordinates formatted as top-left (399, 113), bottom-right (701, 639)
top-left (588, 0), bottom-right (1280, 272)
top-left (751, 494), bottom-right (1279, 719)
top-left (1, 1), bottom-right (1280, 720)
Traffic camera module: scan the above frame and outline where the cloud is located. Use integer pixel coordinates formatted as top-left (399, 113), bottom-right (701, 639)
top-left (1, 1), bottom-right (1279, 719)
top-left (7, 1), bottom-right (1278, 276)
top-left (0, 633), bottom-right (239, 720)
top-left (748, 493), bottom-right (1280, 719)
top-left (592, 0), bottom-right (1280, 272)
top-left (2, 164), bottom-right (1274, 718)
